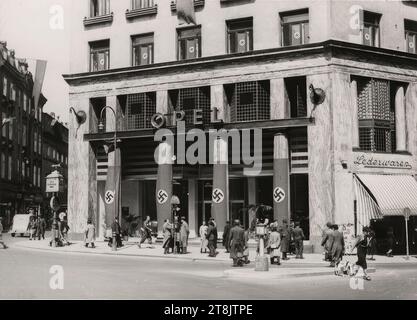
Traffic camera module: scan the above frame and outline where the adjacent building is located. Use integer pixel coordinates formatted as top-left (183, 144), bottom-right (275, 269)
top-left (65, 0), bottom-right (417, 254)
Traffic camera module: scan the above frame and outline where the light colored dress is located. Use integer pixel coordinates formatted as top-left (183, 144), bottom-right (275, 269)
top-left (199, 225), bottom-right (208, 251)
top-left (85, 224), bottom-right (96, 244)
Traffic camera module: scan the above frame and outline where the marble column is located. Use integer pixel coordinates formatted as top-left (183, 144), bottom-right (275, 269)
top-left (395, 86), bottom-right (407, 152)
top-left (211, 84), bottom-right (228, 123)
top-left (350, 79), bottom-right (359, 149)
top-left (273, 133), bottom-right (290, 224)
top-left (270, 78), bottom-right (289, 120)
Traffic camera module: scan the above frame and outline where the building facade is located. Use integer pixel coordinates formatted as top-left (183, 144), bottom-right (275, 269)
top-left (0, 42), bottom-right (46, 229)
top-left (65, 0), bottom-right (417, 253)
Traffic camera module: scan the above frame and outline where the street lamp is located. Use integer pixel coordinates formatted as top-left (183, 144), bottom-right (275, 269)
top-left (170, 195), bottom-right (180, 254)
top-left (98, 106), bottom-right (118, 251)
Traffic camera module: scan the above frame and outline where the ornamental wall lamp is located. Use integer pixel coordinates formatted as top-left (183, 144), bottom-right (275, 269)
top-left (309, 84), bottom-right (326, 119)
top-left (69, 107), bottom-right (87, 138)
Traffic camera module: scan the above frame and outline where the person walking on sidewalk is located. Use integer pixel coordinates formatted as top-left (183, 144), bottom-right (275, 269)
top-left (223, 221), bottom-right (231, 253)
top-left (331, 224), bottom-right (345, 268)
top-left (199, 221), bottom-right (208, 254)
top-left (367, 227), bottom-right (377, 261)
top-left (352, 226), bottom-right (372, 281)
top-left (293, 221), bottom-right (305, 259)
top-left (180, 216), bottom-right (190, 254)
top-left (207, 221), bottom-right (218, 257)
top-left (279, 219), bottom-right (290, 260)
top-left (84, 219), bottom-right (96, 248)
top-left (268, 226), bottom-right (281, 265)
top-left (138, 216), bottom-right (152, 248)
top-left (29, 216), bottom-right (37, 241)
top-left (60, 214), bottom-right (70, 246)
top-left (0, 217), bottom-right (7, 249)
top-left (37, 215), bottom-right (46, 240)
top-left (109, 217), bottom-right (123, 248)
top-left (162, 219), bottom-right (173, 254)
top-left (386, 227), bottom-right (396, 257)
top-left (321, 222), bottom-right (334, 262)
top-left (229, 220), bottom-right (245, 267)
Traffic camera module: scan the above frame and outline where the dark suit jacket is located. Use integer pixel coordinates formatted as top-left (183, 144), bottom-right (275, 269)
top-left (292, 227), bottom-right (305, 241)
top-left (207, 225), bottom-right (218, 242)
top-left (229, 226), bottom-right (245, 244)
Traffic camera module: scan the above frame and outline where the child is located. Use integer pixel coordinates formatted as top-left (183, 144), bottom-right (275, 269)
top-left (84, 219), bottom-right (96, 248)
top-left (0, 217), bottom-right (7, 249)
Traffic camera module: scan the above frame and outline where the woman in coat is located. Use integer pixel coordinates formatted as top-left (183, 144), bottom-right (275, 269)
top-left (84, 219), bottom-right (96, 248)
top-left (353, 226), bottom-right (371, 281)
top-left (268, 226), bottom-right (281, 265)
top-left (229, 220), bottom-right (245, 267)
top-left (162, 219), bottom-right (173, 254)
top-left (199, 221), bottom-right (208, 254)
top-left (180, 217), bottom-right (190, 254)
top-left (279, 219), bottom-right (290, 260)
top-left (331, 224), bottom-right (345, 267)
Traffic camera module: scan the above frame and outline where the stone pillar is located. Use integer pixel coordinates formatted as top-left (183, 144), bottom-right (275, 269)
top-left (395, 86), bottom-right (407, 152)
top-left (405, 83), bottom-right (417, 157)
top-left (156, 141), bottom-right (173, 237)
top-left (270, 78), bottom-right (288, 120)
top-left (350, 79), bottom-right (359, 149)
top-left (273, 133), bottom-right (290, 223)
top-left (212, 137), bottom-right (228, 235)
top-left (188, 179), bottom-right (198, 238)
top-left (211, 84), bottom-right (228, 123)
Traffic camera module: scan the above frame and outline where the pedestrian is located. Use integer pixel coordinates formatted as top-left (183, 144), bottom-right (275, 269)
top-left (242, 227), bottom-right (250, 264)
top-left (109, 217), bottom-right (123, 248)
top-left (37, 215), bottom-right (46, 240)
top-left (367, 228), bottom-right (377, 261)
top-left (321, 222), bottom-right (334, 262)
top-left (29, 216), bottom-right (37, 240)
top-left (229, 219), bottom-right (245, 267)
top-left (60, 214), bottom-right (70, 246)
top-left (223, 221), bottom-right (231, 253)
top-left (279, 219), bottom-right (290, 260)
top-left (209, 217), bottom-right (217, 228)
top-left (268, 226), bottom-right (281, 265)
top-left (386, 227), bottom-right (396, 257)
top-left (180, 216), bottom-right (190, 254)
top-left (50, 218), bottom-right (61, 247)
top-left (293, 221), bottom-right (305, 259)
top-left (289, 219), bottom-right (296, 256)
top-left (199, 221), bottom-right (208, 254)
top-left (0, 217), bottom-right (7, 249)
top-left (84, 219), bottom-right (96, 248)
top-left (352, 226), bottom-right (372, 281)
top-left (162, 219), bottom-right (173, 254)
top-left (138, 216), bottom-right (152, 248)
top-left (331, 224), bottom-right (345, 268)
top-left (207, 221), bottom-right (218, 257)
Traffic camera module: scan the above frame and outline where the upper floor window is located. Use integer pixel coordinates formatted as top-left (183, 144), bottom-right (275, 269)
top-left (405, 19), bottom-right (417, 54)
top-left (1, 112), bottom-right (6, 138)
top-left (280, 9), bottom-right (309, 47)
top-left (362, 11), bottom-right (381, 47)
top-left (23, 94), bottom-right (28, 112)
top-left (2, 76), bottom-right (7, 97)
top-left (132, 0), bottom-right (154, 9)
top-left (132, 34), bottom-right (154, 66)
top-left (227, 18), bottom-right (253, 54)
top-left (90, 0), bottom-right (110, 17)
top-left (10, 83), bottom-right (16, 101)
top-left (90, 40), bottom-right (110, 72)
top-left (0, 153), bottom-right (5, 179)
top-left (126, 92), bottom-right (156, 130)
top-left (285, 76), bottom-right (307, 118)
top-left (177, 27), bottom-right (201, 60)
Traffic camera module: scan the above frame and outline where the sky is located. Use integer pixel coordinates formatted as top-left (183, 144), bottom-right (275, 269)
top-left (0, 0), bottom-right (71, 123)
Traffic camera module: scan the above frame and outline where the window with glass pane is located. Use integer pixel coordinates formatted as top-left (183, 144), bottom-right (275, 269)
top-left (90, 0), bottom-right (110, 17)
top-left (405, 19), bottom-right (417, 54)
top-left (132, 0), bottom-right (154, 9)
top-left (132, 34), bottom-right (154, 66)
top-left (280, 10), bottom-right (309, 47)
top-left (22, 124), bottom-right (27, 146)
top-left (23, 94), bottom-right (27, 112)
top-left (0, 153), bottom-right (5, 179)
top-left (362, 11), bottom-right (380, 47)
top-left (178, 27), bottom-right (201, 60)
top-left (2, 76), bottom-right (7, 97)
top-left (8, 119), bottom-right (13, 140)
top-left (227, 18), bottom-right (253, 54)
top-left (90, 40), bottom-right (110, 72)
top-left (1, 112), bottom-right (6, 137)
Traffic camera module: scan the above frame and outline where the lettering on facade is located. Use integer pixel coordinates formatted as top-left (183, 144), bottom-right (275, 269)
top-left (353, 154), bottom-right (412, 170)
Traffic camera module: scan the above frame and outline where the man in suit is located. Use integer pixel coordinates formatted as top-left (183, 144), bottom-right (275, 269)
top-left (222, 221), bottom-right (231, 253)
top-left (321, 222), bottom-right (334, 262)
top-left (207, 221), bottom-right (218, 257)
top-left (331, 224), bottom-right (345, 268)
top-left (229, 219), bottom-right (245, 267)
top-left (292, 221), bottom-right (305, 259)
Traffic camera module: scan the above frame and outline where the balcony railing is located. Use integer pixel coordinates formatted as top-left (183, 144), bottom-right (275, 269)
top-left (126, 4), bottom-right (158, 19)
top-left (83, 13), bottom-right (114, 27)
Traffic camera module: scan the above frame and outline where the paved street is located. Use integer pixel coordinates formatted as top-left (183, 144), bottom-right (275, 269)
top-left (0, 235), bottom-right (416, 300)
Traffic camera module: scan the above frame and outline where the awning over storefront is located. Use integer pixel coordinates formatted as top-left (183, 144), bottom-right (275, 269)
top-left (353, 175), bottom-right (383, 228)
top-left (355, 174), bottom-right (417, 217)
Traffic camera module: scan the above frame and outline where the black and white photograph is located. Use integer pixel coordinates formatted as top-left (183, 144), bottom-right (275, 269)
top-left (0, 0), bottom-right (417, 307)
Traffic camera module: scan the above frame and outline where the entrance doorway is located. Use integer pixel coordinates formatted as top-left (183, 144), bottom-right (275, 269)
top-left (290, 174), bottom-right (309, 239)
top-left (229, 178), bottom-right (247, 228)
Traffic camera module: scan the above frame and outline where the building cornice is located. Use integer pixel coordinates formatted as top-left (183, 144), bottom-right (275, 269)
top-left (63, 40), bottom-right (417, 87)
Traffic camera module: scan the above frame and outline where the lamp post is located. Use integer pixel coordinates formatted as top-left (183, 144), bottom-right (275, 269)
top-left (98, 106), bottom-right (118, 252)
top-left (170, 195), bottom-right (180, 254)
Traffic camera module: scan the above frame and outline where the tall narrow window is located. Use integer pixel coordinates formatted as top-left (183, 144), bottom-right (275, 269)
top-left (0, 153), bottom-right (5, 179)
top-left (90, 40), bottom-right (110, 72)
top-left (405, 19), bottom-right (417, 54)
top-left (22, 124), bottom-right (27, 147)
top-left (362, 11), bottom-right (381, 47)
top-left (132, 0), bottom-right (154, 9)
top-left (132, 34), bottom-right (154, 66)
top-left (90, 0), bottom-right (110, 17)
top-left (227, 18), bottom-right (253, 54)
top-left (280, 9), bottom-right (309, 47)
top-left (8, 155), bottom-right (12, 181)
top-left (285, 77), bottom-right (307, 118)
top-left (177, 27), bottom-right (201, 60)
top-left (1, 112), bottom-right (6, 138)
top-left (2, 76), bottom-right (7, 97)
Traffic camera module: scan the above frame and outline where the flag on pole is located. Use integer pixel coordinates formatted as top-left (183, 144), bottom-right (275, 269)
top-left (177, 0), bottom-right (196, 25)
top-left (32, 60), bottom-right (47, 108)
top-left (104, 147), bottom-right (121, 230)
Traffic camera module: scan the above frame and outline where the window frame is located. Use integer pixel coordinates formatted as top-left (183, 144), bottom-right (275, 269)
top-left (89, 39), bottom-right (110, 72)
top-left (226, 18), bottom-right (254, 54)
top-left (131, 33), bottom-right (154, 66)
top-left (90, 0), bottom-right (110, 18)
top-left (280, 9), bottom-right (309, 47)
top-left (362, 11), bottom-right (381, 47)
top-left (132, 0), bottom-right (154, 9)
top-left (177, 26), bottom-right (202, 61)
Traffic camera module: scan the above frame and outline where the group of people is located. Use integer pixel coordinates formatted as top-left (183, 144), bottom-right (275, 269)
top-left (50, 213), bottom-right (70, 247)
top-left (28, 215), bottom-right (47, 241)
top-left (161, 216), bottom-right (190, 254)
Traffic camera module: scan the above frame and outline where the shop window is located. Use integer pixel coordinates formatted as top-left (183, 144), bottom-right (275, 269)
top-left (362, 11), bottom-right (381, 47)
top-left (89, 40), bottom-right (110, 72)
top-left (169, 86), bottom-right (211, 125)
top-left (90, 0), bottom-right (110, 17)
top-left (126, 92), bottom-right (156, 129)
top-left (280, 9), bottom-right (309, 47)
top-left (356, 77), bottom-right (397, 153)
top-left (285, 76), bottom-right (307, 118)
top-left (227, 18), bottom-right (253, 54)
top-left (132, 34), bottom-right (154, 66)
top-left (226, 80), bottom-right (270, 122)
top-left (405, 19), bottom-right (417, 54)
top-left (177, 27), bottom-right (201, 60)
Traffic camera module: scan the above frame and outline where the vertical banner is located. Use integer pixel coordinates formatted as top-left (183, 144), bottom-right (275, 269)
top-left (177, 0), bottom-right (196, 25)
top-left (212, 137), bottom-right (228, 235)
top-left (156, 141), bottom-right (173, 236)
top-left (273, 133), bottom-right (289, 223)
top-left (104, 147), bottom-right (121, 230)
top-left (32, 60), bottom-right (47, 108)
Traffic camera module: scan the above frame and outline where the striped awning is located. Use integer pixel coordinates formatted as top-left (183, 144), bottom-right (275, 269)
top-left (355, 174), bottom-right (417, 216)
top-left (353, 175), bottom-right (383, 228)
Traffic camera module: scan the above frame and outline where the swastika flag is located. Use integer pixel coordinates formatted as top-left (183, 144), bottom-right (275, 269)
top-left (104, 147), bottom-right (121, 228)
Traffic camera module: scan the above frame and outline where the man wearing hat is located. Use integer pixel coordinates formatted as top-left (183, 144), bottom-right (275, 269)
top-left (0, 217), bottom-right (7, 249)
top-left (229, 219), bottom-right (245, 267)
